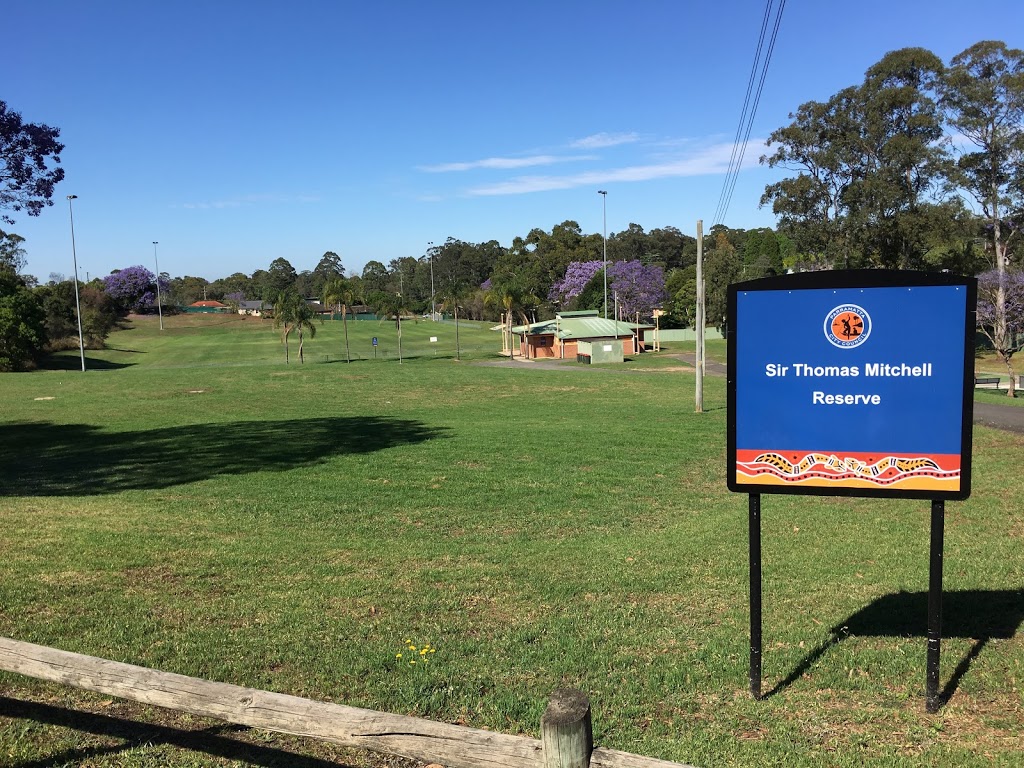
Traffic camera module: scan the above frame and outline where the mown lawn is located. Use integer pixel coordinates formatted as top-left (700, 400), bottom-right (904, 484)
top-left (1, 314), bottom-right (1021, 767)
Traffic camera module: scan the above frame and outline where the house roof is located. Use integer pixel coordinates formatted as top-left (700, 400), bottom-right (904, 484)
top-left (189, 300), bottom-right (228, 307)
top-left (511, 315), bottom-right (654, 340)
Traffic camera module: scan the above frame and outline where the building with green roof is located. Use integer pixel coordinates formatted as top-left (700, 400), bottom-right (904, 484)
top-left (510, 310), bottom-right (653, 361)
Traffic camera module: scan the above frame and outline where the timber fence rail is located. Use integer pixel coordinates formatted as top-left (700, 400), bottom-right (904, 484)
top-left (0, 636), bottom-right (697, 768)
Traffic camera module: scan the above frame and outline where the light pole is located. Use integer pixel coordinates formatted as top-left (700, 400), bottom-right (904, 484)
top-left (428, 241), bottom-right (435, 321)
top-left (598, 190), bottom-right (608, 319)
top-left (153, 241), bottom-right (164, 331)
top-left (67, 195), bottom-right (86, 372)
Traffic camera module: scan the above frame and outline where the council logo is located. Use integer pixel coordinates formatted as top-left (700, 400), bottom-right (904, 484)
top-left (824, 304), bottom-right (871, 348)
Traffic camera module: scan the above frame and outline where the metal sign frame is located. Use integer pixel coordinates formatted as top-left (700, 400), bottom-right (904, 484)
top-left (727, 269), bottom-right (976, 500)
top-left (726, 269), bottom-right (977, 713)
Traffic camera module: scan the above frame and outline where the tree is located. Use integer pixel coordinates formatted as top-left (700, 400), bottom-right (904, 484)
top-left (607, 260), bottom-right (667, 319)
top-left (0, 229), bottom-right (28, 274)
top-left (312, 251), bottom-right (345, 296)
top-left (0, 100), bottom-right (64, 225)
top-left (665, 266), bottom-right (697, 328)
top-left (438, 278), bottom-right (470, 361)
top-left (168, 275), bottom-right (211, 307)
top-left (941, 41), bottom-right (1024, 378)
top-left (78, 283), bottom-right (119, 346)
top-left (548, 261), bottom-right (604, 307)
top-left (370, 291), bottom-right (407, 363)
top-left (977, 269), bottom-right (1024, 397)
top-left (703, 233), bottom-right (742, 332)
top-left (761, 47), bottom-right (957, 271)
top-left (102, 265), bottom-right (168, 314)
top-left (266, 258), bottom-right (298, 298)
top-left (483, 278), bottom-right (538, 357)
top-left (361, 261), bottom-right (389, 293)
top-left (322, 276), bottom-right (363, 363)
top-left (742, 228), bottom-right (785, 277)
top-left (272, 291), bottom-right (317, 364)
top-left (0, 268), bottom-right (47, 370)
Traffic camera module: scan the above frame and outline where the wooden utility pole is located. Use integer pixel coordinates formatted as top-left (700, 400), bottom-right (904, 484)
top-left (695, 220), bottom-right (705, 413)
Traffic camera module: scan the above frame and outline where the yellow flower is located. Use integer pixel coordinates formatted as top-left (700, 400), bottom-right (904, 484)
top-left (410, 661), bottom-right (416, 665)
top-left (396, 653), bottom-right (402, 659)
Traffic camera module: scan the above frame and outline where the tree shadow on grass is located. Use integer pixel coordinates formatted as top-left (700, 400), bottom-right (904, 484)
top-left (766, 589), bottom-right (1024, 707)
top-left (36, 358), bottom-right (137, 371)
top-left (0, 695), bottom-right (361, 768)
top-left (0, 417), bottom-right (449, 496)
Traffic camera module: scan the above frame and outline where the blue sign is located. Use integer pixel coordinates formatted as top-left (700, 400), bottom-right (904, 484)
top-left (372, 337), bottom-right (378, 346)
top-left (727, 270), bottom-right (976, 499)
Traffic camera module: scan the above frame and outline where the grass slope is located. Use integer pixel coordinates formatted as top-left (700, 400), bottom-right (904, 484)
top-left (1, 314), bottom-right (1021, 767)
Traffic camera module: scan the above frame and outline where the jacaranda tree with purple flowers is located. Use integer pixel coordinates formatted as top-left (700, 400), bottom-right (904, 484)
top-left (977, 268), bottom-right (1024, 397)
top-left (548, 261), bottom-right (604, 305)
top-left (103, 265), bottom-right (169, 314)
top-left (607, 260), bottom-right (667, 319)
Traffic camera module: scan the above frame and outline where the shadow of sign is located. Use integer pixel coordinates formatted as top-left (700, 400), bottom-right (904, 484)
top-left (767, 589), bottom-right (1024, 705)
top-left (0, 417), bottom-right (449, 497)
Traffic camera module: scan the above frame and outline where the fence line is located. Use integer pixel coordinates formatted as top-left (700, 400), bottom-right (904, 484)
top-left (0, 636), bottom-right (696, 768)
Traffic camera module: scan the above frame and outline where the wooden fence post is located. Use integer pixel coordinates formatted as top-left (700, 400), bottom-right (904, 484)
top-left (541, 688), bottom-right (593, 768)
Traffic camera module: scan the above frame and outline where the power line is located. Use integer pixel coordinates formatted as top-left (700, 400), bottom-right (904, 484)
top-left (712, 0), bottom-right (773, 227)
top-left (712, 0), bottom-right (786, 229)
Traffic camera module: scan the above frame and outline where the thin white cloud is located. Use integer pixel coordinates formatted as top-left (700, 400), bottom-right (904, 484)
top-left (176, 193), bottom-right (320, 209)
top-left (419, 155), bottom-right (590, 173)
top-left (466, 140), bottom-right (762, 196)
top-left (570, 132), bottom-right (641, 149)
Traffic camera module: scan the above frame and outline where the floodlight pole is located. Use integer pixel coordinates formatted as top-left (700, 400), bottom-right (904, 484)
top-left (598, 190), bottom-right (607, 319)
top-left (696, 219), bottom-right (705, 413)
top-left (428, 241), bottom-right (435, 321)
top-left (153, 241), bottom-right (164, 330)
top-left (67, 195), bottom-right (86, 372)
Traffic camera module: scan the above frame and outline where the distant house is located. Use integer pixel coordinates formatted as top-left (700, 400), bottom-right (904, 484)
top-left (510, 310), bottom-right (654, 360)
top-left (186, 300), bottom-right (230, 314)
top-left (238, 300), bottom-right (268, 316)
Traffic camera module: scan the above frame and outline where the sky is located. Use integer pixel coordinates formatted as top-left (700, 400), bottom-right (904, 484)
top-left (6, 0), bottom-right (1023, 284)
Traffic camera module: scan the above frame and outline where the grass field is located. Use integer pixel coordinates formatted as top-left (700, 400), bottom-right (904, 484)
top-left (1, 314), bottom-right (1022, 767)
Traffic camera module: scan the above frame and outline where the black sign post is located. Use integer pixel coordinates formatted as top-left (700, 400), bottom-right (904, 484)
top-left (728, 270), bottom-right (975, 711)
top-left (927, 500), bottom-right (945, 713)
top-left (749, 493), bottom-right (762, 700)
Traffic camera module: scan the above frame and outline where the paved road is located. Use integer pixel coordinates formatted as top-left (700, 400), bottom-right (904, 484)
top-left (481, 353), bottom-right (1024, 435)
top-left (973, 401), bottom-right (1024, 434)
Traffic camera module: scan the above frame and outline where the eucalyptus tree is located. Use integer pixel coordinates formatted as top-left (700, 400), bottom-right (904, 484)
top-left (762, 47), bottom-right (958, 270)
top-left (977, 269), bottom-right (1024, 397)
top-left (312, 251), bottom-right (345, 296)
top-left (266, 257), bottom-right (298, 297)
top-left (941, 41), bottom-right (1024, 374)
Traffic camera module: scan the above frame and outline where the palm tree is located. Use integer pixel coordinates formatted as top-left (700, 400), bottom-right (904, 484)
top-left (484, 279), bottom-right (538, 359)
top-left (323, 277), bottom-right (364, 363)
top-left (373, 291), bottom-right (407, 364)
top-left (438, 280), bottom-right (469, 361)
top-left (293, 299), bottom-right (317, 363)
top-left (273, 291), bottom-right (318, 363)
